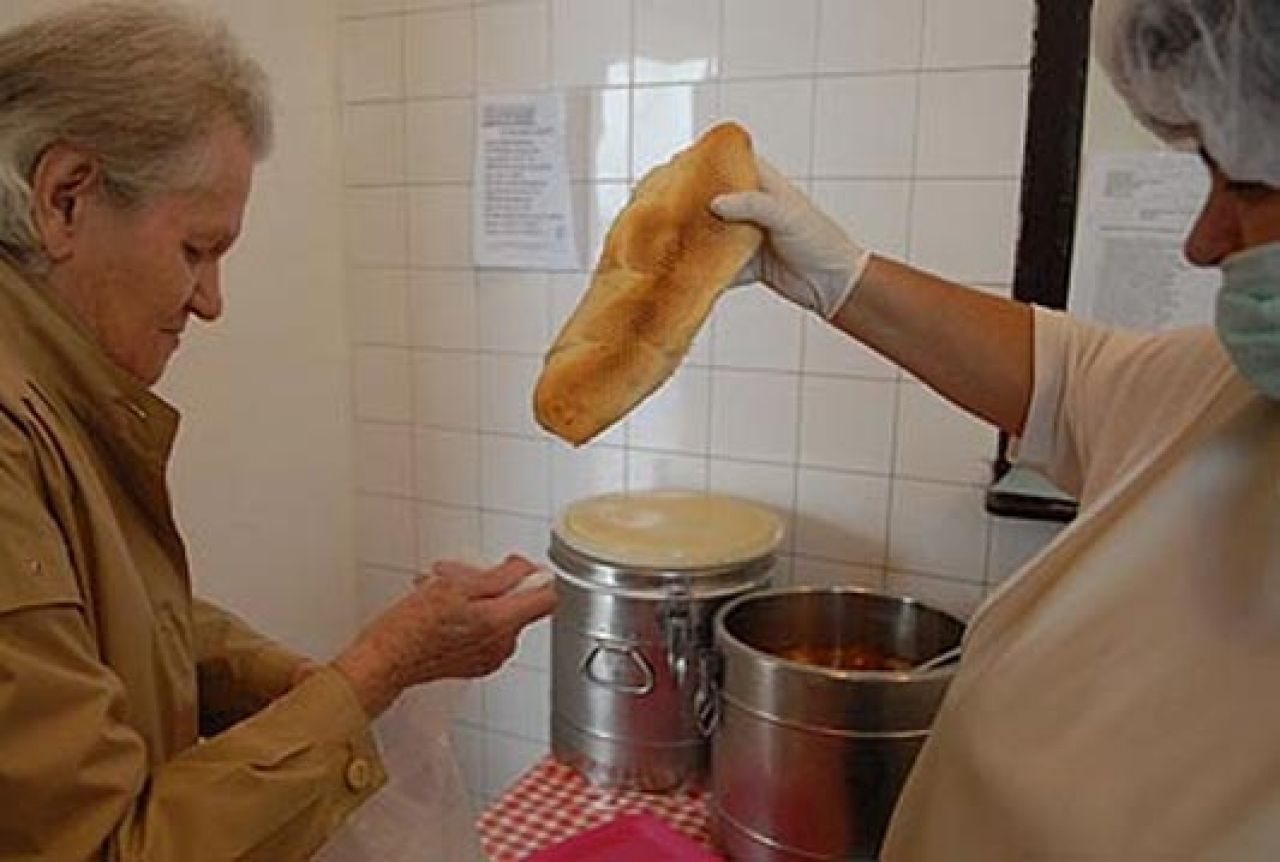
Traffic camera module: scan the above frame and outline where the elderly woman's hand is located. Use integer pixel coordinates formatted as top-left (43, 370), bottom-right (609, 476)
top-left (332, 555), bottom-right (557, 717)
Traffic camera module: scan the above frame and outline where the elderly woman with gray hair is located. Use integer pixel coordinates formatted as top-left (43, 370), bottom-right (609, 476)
top-left (713, 0), bottom-right (1280, 857)
top-left (0, 4), bottom-right (554, 860)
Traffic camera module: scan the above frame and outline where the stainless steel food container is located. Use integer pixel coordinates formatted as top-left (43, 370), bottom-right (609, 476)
top-left (550, 491), bottom-right (782, 792)
top-left (710, 587), bottom-right (965, 862)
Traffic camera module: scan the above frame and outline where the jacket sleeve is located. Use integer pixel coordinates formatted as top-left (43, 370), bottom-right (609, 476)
top-left (0, 605), bottom-right (386, 862)
top-left (192, 598), bottom-right (309, 735)
top-left (0, 407), bottom-right (386, 861)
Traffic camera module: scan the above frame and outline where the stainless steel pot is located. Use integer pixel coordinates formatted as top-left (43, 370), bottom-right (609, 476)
top-left (549, 491), bottom-right (782, 793)
top-left (710, 587), bottom-right (965, 861)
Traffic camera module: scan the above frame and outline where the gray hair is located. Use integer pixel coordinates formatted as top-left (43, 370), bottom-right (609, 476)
top-left (0, 1), bottom-right (274, 270)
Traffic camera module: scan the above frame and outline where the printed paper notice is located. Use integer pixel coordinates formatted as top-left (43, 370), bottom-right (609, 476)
top-left (473, 92), bottom-right (579, 270)
top-left (1069, 152), bottom-right (1217, 331)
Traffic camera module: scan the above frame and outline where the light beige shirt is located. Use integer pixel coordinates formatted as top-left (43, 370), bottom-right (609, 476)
top-left (0, 257), bottom-right (385, 861)
top-left (884, 308), bottom-right (1280, 860)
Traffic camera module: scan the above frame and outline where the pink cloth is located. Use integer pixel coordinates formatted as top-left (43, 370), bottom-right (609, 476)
top-left (477, 757), bottom-right (718, 861)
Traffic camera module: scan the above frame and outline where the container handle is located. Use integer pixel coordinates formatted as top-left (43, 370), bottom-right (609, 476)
top-left (581, 642), bottom-right (656, 696)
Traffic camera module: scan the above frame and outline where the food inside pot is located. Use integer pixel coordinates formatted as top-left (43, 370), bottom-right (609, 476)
top-left (769, 642), bottom-right (914, 672)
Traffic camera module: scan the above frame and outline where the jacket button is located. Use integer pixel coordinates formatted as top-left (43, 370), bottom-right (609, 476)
top-left (345, 757), bottom-right (373, 791)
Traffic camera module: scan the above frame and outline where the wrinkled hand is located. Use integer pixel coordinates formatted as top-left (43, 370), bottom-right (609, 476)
top-left (333, 555), bottom-right (557, 716)
top-left (711, 157), bottom-right (871, 319)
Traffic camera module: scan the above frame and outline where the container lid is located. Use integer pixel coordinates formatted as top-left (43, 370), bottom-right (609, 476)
top-left (553, 489), bottom-right (784, 570)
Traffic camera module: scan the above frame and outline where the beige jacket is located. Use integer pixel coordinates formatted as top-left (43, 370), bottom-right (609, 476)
top-left (0, 257), bottom-right (385, 861)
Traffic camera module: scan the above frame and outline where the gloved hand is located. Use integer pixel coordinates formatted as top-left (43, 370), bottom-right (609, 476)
top-left (712, 157), bottom-right (872, 319)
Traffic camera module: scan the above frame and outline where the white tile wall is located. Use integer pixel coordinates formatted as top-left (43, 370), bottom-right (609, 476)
top-left (711, 288), bottom-right (804, 371)
top-left (476, 1), bottom-right (550, 92)
top-left (356, 423), bottom-right (415, 496)
top-left (813, 179), bottom-right (913, 260)
top-left (799, 377), bottom-right (897, 473)
top-left (634, 0), bottom-right (720, 84)
top-left (416, 428), bottom-right (480, 506)
top-left (410, 269), bottom-right (477, 350)
top-left (344, 188), bottom-right (409, 267)
top-left (720, 78), bottom-right (815, 178)
top-left (628, 365), bottom-right (711, 453)
top-left (343, 102), bottom-right (406, 184)
top-left (340, 16), bottom-right (404, 101)
top-left (722, 0), bottom-right (817, 79)
top-left (814, 74), bottom-right (920, 178)
top-left (406, 9), bottom-right (474, 98)
top-left (911, 179), bottom-right (1021, 282)
top-left (353, 347), bottom-right (413, 422)
top-left (551, 0), bottom-right (632, 87)
top-left (551, 444), bottom-right (626, 513)
top-left (406, 98), bottom-right (475, 182)
top-left (923, 0), bottom-right (1036, 69)
top-left (340, 0), bottom-right (1052, 806)
top-left (916, 69), bottom-right (1029, 177)
top-left (709, 369), bottom-right (800, 463)
top-left (818, 0), bottom-right (923, 75)
top-left (565, 88), bottom-right (630, 180)
top-left (631, 83), bottom-right (721, 177)
top-left (349, 267), bottom-right (410, 345)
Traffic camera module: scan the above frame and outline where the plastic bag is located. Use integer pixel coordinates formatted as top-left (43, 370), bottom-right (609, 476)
top-left (314, 679), bottom-right (485, 862)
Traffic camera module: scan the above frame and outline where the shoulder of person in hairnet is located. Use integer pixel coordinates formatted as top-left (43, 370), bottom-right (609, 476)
top-left (711, 0), bottom-right (1280, 857)
top-left (0, 5), bottom-right (554, 862)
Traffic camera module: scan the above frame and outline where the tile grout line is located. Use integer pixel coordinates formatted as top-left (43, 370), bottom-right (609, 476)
top-left (391, 7), bottom-right (427, 578)
top-left (469, 0), bottom-right (489, 573)
top-left (622, 0), bottom-right (639, 492)
top-left (464, 0), bottom-right (495, 777)
top-left (786, 0), bottom-right (826, 581)
top-left (879, 0), bottom-right (935, 593)
top-left (701, 0), bottom-right (728, 497)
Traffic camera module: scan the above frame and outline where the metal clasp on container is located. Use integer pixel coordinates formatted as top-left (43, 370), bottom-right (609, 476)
top-left (695, 648), bottom-right (722, 737)
top-left (661, 584), bottom-right (694, 689)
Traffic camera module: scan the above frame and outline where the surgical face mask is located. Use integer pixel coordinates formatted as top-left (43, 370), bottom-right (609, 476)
top-left (1216, 242), bottom-right (1280, 399)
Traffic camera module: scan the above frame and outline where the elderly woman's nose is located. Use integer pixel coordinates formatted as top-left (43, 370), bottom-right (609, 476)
top-left (191, 266), bottom-right (224, 321)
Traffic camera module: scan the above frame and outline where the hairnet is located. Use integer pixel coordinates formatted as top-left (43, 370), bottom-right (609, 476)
top-left (1096, 0), bottom-right (1280, 188)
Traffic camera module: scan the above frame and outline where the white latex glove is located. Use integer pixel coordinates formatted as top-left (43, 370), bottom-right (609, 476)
top-left (711, 157), bottom-right (872, 319)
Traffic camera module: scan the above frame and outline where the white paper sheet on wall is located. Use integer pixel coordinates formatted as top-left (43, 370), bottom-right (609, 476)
top-left (473, 91), bottom-right (579, 270)
top-left (1068, 152), bottom-right (1218, 331)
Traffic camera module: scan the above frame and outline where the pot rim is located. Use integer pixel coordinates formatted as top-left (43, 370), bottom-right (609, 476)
top-left (714, 585), bottom-right (966, 682)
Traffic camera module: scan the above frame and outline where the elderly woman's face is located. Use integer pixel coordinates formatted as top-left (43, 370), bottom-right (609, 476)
top-left (1185, 155), bottom-right (1280, 268)
top-left (44, 123), bottom-right (254, 385)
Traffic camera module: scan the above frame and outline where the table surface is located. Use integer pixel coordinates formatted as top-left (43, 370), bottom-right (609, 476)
top-left (477, 756), bottom-right (722, 861)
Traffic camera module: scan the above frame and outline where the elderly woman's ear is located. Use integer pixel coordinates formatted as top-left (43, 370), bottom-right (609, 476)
top-left (29, 143), bottom-right (100, 264)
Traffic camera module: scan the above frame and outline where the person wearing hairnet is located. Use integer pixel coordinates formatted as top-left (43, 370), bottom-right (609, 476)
top-left (713, 0), bottom-right (1280, 857)
top-left (0, 4), bottom-right (554, 860)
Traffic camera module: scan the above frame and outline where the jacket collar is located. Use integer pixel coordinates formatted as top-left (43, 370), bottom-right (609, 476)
top-left (0, 254), bottom-right (181, 466)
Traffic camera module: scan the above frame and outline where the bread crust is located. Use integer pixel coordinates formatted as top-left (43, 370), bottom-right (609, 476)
top-left (533, 122), bottom-right (762, 445)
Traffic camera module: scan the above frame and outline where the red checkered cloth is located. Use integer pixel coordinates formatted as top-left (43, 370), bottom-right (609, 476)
top-left (477, 756), bottom-right (720, 861)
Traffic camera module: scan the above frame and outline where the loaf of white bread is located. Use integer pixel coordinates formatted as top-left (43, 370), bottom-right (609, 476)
top-left (533, 122), bottom-right (762, 445)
